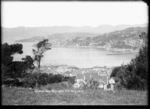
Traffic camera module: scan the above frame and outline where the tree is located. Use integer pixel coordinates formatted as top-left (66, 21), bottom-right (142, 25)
top-left (32, 39), bottom-right (51, 69)
top-left (22, 55), bottom-right (35, 72)
top-left (139, 32), bottom-right (147, 47)
top-left (110, 32), bottom-right (148, 90)
top-left (2, 43), bottom-right (35, 86)
top-left (2, 43), bottom-right (23, 83)
top-left (2, 43), bottom-right (23, 66)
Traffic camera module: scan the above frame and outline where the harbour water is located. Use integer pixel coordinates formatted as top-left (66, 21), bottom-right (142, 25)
top-left (13, 42), bottom-right (138, 68)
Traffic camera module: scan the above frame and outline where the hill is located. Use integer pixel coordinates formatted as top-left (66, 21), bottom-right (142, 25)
top-left (2, 24), bottom-right (147, 43)
top-left (57, 27), bottom-right (147, 50)
top-left (15, 26), bottom-right (147, 51)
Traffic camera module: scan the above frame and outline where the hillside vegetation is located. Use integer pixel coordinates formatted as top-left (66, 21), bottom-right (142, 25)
top-left (16, 27), bottom-right (147, 50)
top-left (3, 24), bottom-right (147, 43)
top-left (110, 32), bottom-right (148, 90)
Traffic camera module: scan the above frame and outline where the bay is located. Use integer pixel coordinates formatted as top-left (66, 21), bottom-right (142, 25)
top-left (13, 42), bottom-right (137, 68)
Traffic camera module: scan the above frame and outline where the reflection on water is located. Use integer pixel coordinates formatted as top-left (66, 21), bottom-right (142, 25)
top-left (13, 42), bottom-right (137, 68)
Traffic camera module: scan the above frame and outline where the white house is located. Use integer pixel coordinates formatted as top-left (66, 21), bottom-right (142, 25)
top-left (109, 77), bottom-right (115, 90)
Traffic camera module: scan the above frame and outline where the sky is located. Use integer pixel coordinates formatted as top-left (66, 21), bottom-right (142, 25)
top-left (2, 1), bottom-right (148, 28)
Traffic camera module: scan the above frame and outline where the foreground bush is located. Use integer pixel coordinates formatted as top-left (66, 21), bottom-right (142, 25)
top-left (110, 33), bottom-right (148, 90)
top-left (2, 79), bottom-right (24, 87)
top-left (83, 79), bottom-right (100, 89)
top-left (20, 72), bottom-right (75, 88)
top-left (2, 43), bottom-right (35, 86)
top-left (23, 73), bottom-right (37, 88)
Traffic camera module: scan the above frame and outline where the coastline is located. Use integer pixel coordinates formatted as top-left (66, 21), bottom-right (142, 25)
top-left (51, 45), bottom-right (139, 53)
top-left (39, 64), bottom-right (116, 76)
top-left (19, 42), bottom-right (139, 54)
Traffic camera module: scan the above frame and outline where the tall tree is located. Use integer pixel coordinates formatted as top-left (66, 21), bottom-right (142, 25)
top-left (2, 43), bottom-right (23, 66)
top-left (2, 43), bottom-right (23, 82)
top-left (32, 39), bottom-right (51, 69)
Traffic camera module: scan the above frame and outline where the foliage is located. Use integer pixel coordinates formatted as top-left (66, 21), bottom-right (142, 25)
top-left (20, 72), bottom-right (75, 88)
top-left (2, 43), bottom-right (35, 86)
top-left (22, 55), bottom-right (35, 70)
top-left (110, 32), bottom-right (148, 90)
top-left (83, 79), bottom-right (99, 89)
top-left (66, 76), bottom-right (76, 85)
top-left (2, 43), bottom-right (23, 66)
top-left (32, 39), bottom-right (51, 68)
top-left (2, 78), bottom-right (23, 87)
top-left (23, 73), bottom-right (38, 88)
top-left (2, 43), bottom-right (23, 83)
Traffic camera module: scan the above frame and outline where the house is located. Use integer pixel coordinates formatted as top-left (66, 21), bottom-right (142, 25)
top-left (74, 72), bottom-right (109, 89)
top-left (73, 66), bottom-right (115, 90)
top-left (98, 81), bottom-right (105, 89)
top-left (91, 73), bottom-right (108, 85)
top-left (73, 82), bottom-right (80, 88)
top-left (108, 77), bottom-right (115, 90)
top-left (73, 73), bottom-right (86, 88)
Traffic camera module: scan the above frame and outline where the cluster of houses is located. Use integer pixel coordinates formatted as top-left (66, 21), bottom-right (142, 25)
top-left (40, 65), bottom-right (115, 91)
top-left (60, 66), bottom-right (115, 90)
top-left (71, 68), bottom-right (115, 90)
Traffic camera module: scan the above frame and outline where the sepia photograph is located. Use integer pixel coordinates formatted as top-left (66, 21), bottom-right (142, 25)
top-left (1, 0), bottom-right (148, 105)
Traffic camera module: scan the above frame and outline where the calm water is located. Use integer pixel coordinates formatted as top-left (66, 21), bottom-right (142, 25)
top-left (13, 42), bottom-right (137, 68)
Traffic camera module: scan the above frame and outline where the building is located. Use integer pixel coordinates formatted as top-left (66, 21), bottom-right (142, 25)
top-left (74, 71), bottom-right (109, 89)
top-left (108, 77), bottom-right (115, 90)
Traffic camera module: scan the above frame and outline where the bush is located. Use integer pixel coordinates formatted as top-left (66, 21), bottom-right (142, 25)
top-left (67, 76), bottom-right (76, 85)
top-left (37, 73), bottom-right (49, 86)
top-left (83, 79), bottom-right (99, 89)
top-left (22, 73), bottom-right (49, 88)
top-left (23, 73), bottom-right (37, 88)
top-left (21, 72), bottom-right (73, 88)
top-left (110, 42), bottom-right (148, 90)
top-left (61, 81), bottom-right (71, 88)
top-left (47, 73), bottom-right (64, 84)
top-left (3, 79), bottom-right (24, 87)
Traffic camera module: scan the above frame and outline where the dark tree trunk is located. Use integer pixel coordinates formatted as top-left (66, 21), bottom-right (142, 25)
top-left (38, 57), bottom-right (41, 69)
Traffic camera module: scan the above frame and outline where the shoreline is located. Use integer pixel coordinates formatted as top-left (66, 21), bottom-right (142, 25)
top-left (19, 42), bottom-right (138, 53)
top-left (41, 64), bottom-right (117, 69)
top-left (50, 46), bottom-right (139, 55)
top-left (40, 64), bottom-right (116, 73)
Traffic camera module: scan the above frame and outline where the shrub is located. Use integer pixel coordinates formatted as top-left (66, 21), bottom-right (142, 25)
top-left (110, 37), bottom-right (148, 90)
top-left (61, 81), bottom-right (71, 88)
top-left (23, 73), bottom-right (37, 88)
top-left (67, 76), bottom-right (76, 85)
top-left (47, 73), bottom-right (64, 84)
top-left (3, 78), bottom-right (23, 87)
top-left (37, 73), bottom-right (49, 86)
top-left (83, 79), bottom-right (99, 89)
top-left (53, 74), bottom-right (65, 83)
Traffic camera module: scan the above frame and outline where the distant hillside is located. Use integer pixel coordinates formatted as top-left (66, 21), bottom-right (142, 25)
top-left (15, 26), bottom-right (147, 51)
top-left (16, 33), bottom-right (98, 43)
top-left (62, 27), bottom-right (147, 50)
top-left (2, 24), bottom-right (147, 43)
top-left (16, 36), bottom-right (46, 42)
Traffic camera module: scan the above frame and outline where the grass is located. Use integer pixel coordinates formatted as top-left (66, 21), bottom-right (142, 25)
top-left (2, 84), bottom-right (147, 105)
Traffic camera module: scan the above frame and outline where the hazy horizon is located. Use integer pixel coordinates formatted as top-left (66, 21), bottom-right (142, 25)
top-left (2, 23), bottom-right (148, 28)
top-left (2, 1), bottom-right (148, 28)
